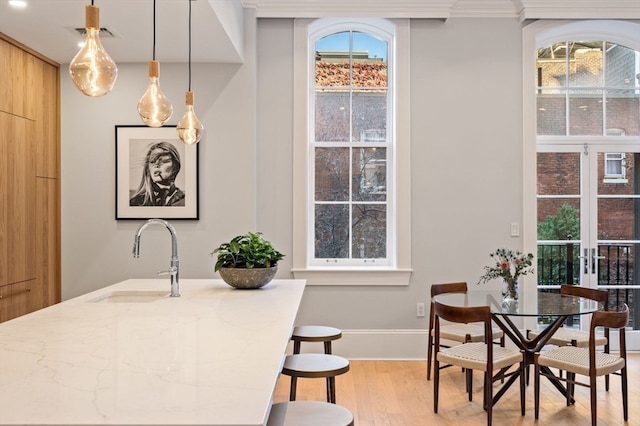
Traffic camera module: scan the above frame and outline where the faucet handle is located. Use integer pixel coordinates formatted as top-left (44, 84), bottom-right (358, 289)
top-left (157, 266), bottom-right (178, 276)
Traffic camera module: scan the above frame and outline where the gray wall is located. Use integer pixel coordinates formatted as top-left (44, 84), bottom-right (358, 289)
top-left (61, 14), bottom-right (525, 357)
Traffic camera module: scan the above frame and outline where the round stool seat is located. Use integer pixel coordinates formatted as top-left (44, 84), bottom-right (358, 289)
top-left (282, 354), bottom-right (350, 403)
top-left (282, 354), bottom-right (350, 378)
top-left (291, 326), bottom-right (342, 355)
top-left (267, 401), bottom-right (354, 426)
top-left (292, 326), bottom-right (342, 342)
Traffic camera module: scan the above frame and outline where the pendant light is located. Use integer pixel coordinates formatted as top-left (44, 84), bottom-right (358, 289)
top-left (137, 0), bottom-right (172, 127)
top-left (177, 0), bottom-right (204, 144)
top-left (69, 1), bottom-right (118, 97)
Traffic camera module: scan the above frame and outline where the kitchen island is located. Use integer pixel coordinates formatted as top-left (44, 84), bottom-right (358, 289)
top-left (0, 278), bottom-right (306, 426)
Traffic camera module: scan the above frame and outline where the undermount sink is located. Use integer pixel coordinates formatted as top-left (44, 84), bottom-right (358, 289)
top-left (88, 290), bottom-right (170, 303)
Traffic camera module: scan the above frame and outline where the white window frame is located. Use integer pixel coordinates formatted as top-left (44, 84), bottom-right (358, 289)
top-left (291, 17), bottom-right (412, 286)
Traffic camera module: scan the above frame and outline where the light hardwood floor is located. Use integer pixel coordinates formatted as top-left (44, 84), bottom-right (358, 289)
top-left (273, 353), bottom-right (638, 425)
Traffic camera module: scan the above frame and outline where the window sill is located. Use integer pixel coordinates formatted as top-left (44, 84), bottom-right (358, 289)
top-left (291, 268), bottom-right (412, 286)
top-left (603, 178), bottom-right (628, 183)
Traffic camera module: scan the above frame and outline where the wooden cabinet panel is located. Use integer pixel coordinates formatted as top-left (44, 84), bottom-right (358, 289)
top-left (36, 178), bottom-right (60, 307)
top-left (0, 39), bottom-right (25, 116)
top-left (0, 113), bottom-right (36, 287)
top-left (0, 33), bottom-right (60, 322)
top-left (0, 280), bottom-right (38, 322)
top-left (35, 60), bottom-right (60, 178)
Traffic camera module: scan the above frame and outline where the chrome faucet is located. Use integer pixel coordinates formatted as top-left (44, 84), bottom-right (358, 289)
top-left (133, 218), bottom-right (180, 297)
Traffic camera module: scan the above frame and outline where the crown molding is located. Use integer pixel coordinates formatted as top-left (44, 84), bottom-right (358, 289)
top-left (244, 0), bottom-right (457, 19)
top-left (519, 1), bottom-right (640, 21)
top-left (243, 0), bottom-right (640, 20)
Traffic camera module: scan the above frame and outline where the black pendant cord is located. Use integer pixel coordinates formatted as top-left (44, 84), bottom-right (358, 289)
top-left (152, 0), bottom-right (156, 61)
top-left (188, 0), bottom-right (192, 91)
top-left (91, 0), bottom-right (94, 5)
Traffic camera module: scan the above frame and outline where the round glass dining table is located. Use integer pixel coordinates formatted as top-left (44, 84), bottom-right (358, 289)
top-left (433, 289), bottom-right (604, 404)
top-left (433, 290), bottom-right (602, 354)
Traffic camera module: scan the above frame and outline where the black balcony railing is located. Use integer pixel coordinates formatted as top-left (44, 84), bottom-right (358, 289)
top-left (537, 242), bottom-right (637, 329)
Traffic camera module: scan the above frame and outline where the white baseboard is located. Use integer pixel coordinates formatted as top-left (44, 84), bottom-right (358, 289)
top-left (288, 329), bottom-right (429, 360)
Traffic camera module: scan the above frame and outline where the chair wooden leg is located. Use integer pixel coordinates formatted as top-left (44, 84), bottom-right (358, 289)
top-left (324, 341), bottom-right (332, 354)
top-left (534, 358), bottom-right (540, 420)
top-left (427, 334), bottom-right (434, 381)
top-left (519, 362), bottom-right (525, 416)
top-left (486, 371), bottom-right (493, 426)
top-left (566, 372), bottom-right (574, 406)
top-left (467, 369), bottom-right (473, 401)
top-left (622, 366), bottom-right (628, 421)
top-left (482, 371), bottom-right (488, 410)
top-left (293, 341), bottom-right (301, 355)
top-left (590, 375), bottom-right (597, 426)
top-left (434, 358), bottom-right (440, 413)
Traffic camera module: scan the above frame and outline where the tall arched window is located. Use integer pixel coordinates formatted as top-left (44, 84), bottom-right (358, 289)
top-left (524, 20), bottom-right (640, 349)
top-left (292, 18), bottom-right (411, 285)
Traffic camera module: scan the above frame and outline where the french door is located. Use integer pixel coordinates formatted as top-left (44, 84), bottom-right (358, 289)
top-left (537, 139), bottom-right (640, 350)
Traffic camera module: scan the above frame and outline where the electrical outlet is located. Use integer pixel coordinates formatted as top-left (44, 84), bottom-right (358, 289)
top-left (416, 302), bottom-right (425, 317)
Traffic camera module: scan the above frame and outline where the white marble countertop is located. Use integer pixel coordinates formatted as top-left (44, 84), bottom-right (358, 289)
top-left (0, 278), bottom-right (306, 426)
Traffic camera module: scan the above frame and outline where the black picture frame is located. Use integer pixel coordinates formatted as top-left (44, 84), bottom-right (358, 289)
top-left (115, 125), bottom-right (199, 220)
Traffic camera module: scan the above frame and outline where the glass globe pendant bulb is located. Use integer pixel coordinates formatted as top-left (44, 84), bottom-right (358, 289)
top-left (137, 60), bottom-right (173, 127)
top-left (177, 91), bottom-right (204, 144)
top-left (69, 4), bottom-right (118, 97)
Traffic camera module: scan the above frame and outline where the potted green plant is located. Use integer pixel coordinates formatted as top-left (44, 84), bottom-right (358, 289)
top-left (211, 232), bottom-right (285, 289)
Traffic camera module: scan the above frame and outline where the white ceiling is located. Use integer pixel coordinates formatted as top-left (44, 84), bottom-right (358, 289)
top-left (1, 0), bottom-right (638, 65)
top-left (0, 0), bottom-right (245, 64)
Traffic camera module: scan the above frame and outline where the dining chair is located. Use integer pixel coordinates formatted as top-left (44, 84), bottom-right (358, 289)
top-left (533, 304), bottom-right (628, 426)
top-left (433, 300), bottom-right (525, 426)
top-left (427, 282), bottom-right (505, 381)
top-left (528, 284), bottom-right (610, 388)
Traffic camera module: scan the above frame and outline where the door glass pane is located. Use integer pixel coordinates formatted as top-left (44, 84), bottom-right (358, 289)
top-left (598, 198), bottom-right (636, 240)
top-left (537, 151), bottom-right (582, 287)
top-left (537, 152), bottom-right (581, 195)
top-left (597, 150), bottom-right (638, 330)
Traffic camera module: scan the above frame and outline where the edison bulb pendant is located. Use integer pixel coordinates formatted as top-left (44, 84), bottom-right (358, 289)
top-left (69, 5), bottom-right (117, 97)
top-left (137, 60), bottom-right (173, 127)
top-left (177, 91), bottom-right (204, 144)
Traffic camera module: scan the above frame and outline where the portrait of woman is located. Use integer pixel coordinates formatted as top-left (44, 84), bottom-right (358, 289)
top-left (129, 141), bottom-right (185, 207)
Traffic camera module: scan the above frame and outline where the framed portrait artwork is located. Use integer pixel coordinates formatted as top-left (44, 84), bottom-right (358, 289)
top-left (115, 125), bottom-right (199, 220)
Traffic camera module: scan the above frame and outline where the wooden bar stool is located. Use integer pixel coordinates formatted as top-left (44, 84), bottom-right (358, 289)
top-left (291, 325), bottom-right (342, 355)
top-left (267, 401), bottom-right (354, 426)
top-left (281, 353), bottom-right (350, 403)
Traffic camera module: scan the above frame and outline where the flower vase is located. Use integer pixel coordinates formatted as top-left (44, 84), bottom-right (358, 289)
top-left (502, 279), bottom-right (519, 311)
